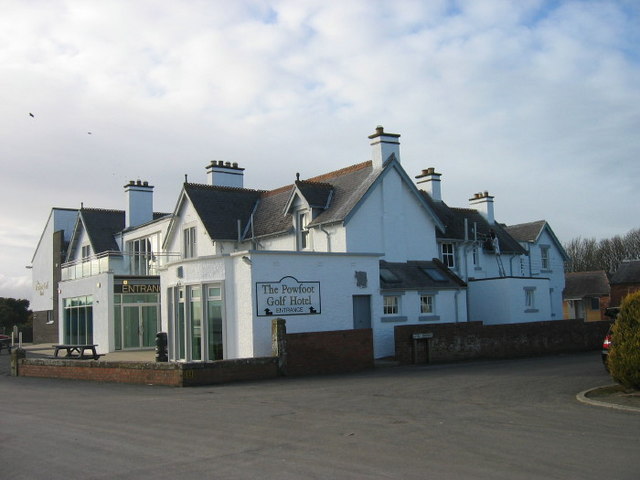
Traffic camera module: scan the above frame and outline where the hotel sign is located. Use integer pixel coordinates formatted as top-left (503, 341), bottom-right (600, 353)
top-left (256, 276), bottom-right (321, 316)
top-left (35, 281), bottom-right (49, 296)
top-left (114, 283), bottom-right (160, 294)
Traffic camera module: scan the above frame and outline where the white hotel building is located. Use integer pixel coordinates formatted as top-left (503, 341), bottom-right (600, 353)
top-left (30, 127), bottom-right (567, 361)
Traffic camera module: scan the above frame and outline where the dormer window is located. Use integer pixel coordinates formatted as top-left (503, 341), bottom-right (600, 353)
top-left (296, 211), bottom-right (309, 250)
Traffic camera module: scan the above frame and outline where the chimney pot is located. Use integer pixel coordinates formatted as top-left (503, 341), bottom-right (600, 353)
top-left (469, 191), bottom-right (495, 224)
top-left (415, 167), bottom-right (442, 201)
top-left (368, 125), bottom-right (401, 169)
top-left (206, 159), bottom-right (245, 188)
top-left (124, 179), bottom-right (154, 228)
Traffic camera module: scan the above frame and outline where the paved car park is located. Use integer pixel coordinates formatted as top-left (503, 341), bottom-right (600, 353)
top-left (1, 351), bottom-right (639, 479)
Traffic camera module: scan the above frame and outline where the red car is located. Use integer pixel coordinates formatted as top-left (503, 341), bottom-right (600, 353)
top-left (602, 308), bottom-right (619, 370)
top-left (602, 329), bottom-right (612, 369)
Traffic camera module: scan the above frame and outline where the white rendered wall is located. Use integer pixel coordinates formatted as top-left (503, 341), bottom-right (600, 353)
top-left (31, 215), bottom-right (56, 311)
top-left (31, 209), bottom-right (77, 309)
top-left (164, 200), bottom-right (216, 258)
top-left (375, 288), bottom-right (467, 357)
top-left (257, 232), bottom-right (295, 251)
top-left (58, 272), bottom-right (113, 353)
top-left (346, 168), bottom-right (439, 262)
top-left (244, 251), bottom-right (381, 357)
top-left (312, 223), bottom-right (347, 253)
top-left (529, 228), bottom-right (565, 319)
top-left (512, 229), bottom-right (566, 320)
top-left (467, 277), bottom-right (551, 325)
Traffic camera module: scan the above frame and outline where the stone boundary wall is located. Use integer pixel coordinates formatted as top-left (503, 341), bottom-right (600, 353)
top-left (16, 356), bottom-right (278, 387)
top-left (283, 328), bottom-right (374, 376)
top-left (394, 319), bottom-right (612, 365)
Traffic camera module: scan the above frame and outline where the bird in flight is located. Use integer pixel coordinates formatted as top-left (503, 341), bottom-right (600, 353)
top-left (29, 113), bottom-right (34, 117)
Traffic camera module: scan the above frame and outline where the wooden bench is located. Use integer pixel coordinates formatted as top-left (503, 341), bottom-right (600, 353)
top-left (53, 344), bottom-right (101, 360)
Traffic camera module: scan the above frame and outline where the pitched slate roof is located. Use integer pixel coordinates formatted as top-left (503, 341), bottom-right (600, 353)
top-left (504, 220), bottom-right (547, 243)
top-left (379, 259), bottom-right (466, 290)
top-left (181, 158), bottom-right (442, 242)
top-left (305, 161), bottom-right (379, 227)
top-left (251, 161), bottom-right (381, 238)
top-left (419, 192), bottom-right (525, 255)
top-left (564, 271), bottom-right (610, 299)
top-left (294, 180), bottom-right (333, 209)
top-left (252, 185), bottom-right (294, 237)
top-left (505, 220), bottom-right (569, 261)
top-left (184, 183), bottom-right (264, 240)
top-left (80, 208), bottom-right (125, 253)
top-left (610, 260), bottom-right (640, 285)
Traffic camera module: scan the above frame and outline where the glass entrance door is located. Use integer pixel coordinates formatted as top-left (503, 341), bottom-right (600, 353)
top-left (122, 305), bottom-right (158, 349)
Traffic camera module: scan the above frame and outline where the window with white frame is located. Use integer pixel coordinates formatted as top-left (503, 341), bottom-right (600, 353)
top-left (441, 243), bottom-right (455, 268)
top-left (183, 226), bottom-right (197, 259)
top-left (524, 287), bottom-right (536, 310)
top-left (420, 294), bottom-right (434, 314)
top-left (127, 236), bottom-right (157, 275)
top-left (81, 244), bottom-right (91, 260)
top-left (168, 283), bottom-right (224, 362)
top-left (296, 211), bottom-right (309, 250)
top-left (383, 295), bottom-right (399, 315)
top-left (540, 246), bottom-right (550, 270)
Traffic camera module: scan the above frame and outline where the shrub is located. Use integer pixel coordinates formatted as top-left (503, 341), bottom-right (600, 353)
top-left (608, 291), bottom-right (640, 390)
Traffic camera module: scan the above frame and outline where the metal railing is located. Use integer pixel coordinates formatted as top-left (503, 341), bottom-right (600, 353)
top-left (61, 251), bottom-right (181, 280)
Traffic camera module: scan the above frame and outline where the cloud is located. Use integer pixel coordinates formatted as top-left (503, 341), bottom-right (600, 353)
top-left (0, 273), bottom-right (31, 302)
top-left (1, 0), bottom-right (639, 298)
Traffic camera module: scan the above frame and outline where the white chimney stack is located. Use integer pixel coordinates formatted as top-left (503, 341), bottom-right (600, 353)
top-left (368, 126), bottom-right (400, 169)
top-left (206, 160), bottom-right (245, 188)
top-left (415, 168), bottom-right (442, 201)
top-left (469, 191), bottom-right (495, 224)
top-left (124, 180), bottom-right (154, 229)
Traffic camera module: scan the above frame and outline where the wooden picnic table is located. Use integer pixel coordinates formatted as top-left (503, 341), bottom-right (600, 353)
top-left (53, 344), bottom-right (100, 360)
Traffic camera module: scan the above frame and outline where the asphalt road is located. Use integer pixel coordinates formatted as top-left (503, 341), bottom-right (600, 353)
top-left (1, 351), bottom-right (638, 480)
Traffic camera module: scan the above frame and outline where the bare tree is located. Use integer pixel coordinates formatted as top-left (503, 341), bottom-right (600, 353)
top-left (564, 228), bottom-right (640, 273)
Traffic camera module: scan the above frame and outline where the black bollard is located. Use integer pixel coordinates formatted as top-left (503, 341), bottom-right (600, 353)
top-left (155, 332), bottom-right (168, 362)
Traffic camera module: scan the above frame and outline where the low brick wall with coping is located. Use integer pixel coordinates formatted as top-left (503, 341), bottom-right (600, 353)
top-left (14, 319), bottom-right (374, 386)
top-left (394, 319), bottom-right (612, 365)
top-left (16, 356), bottom-right (279, 387)
top-left (283, 328), bottom-right (374, 376)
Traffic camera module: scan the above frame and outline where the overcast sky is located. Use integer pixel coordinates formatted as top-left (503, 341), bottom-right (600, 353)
top-left (1, 0), bottom-right (639, 301)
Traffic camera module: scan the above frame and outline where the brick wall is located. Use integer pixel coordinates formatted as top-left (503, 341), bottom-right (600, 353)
top-left (32, 310), bottom-right (58, 344)
top-left (610, 284), bottom-right (640, 308)
top-left (394, 319), bottom-right (612, 365)
top-left (284, 328), bottom-right (374, 376)
top-left (180, 357), bottom-right (278, 386)
top-left (17, 357), bottom-right (279, 387)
